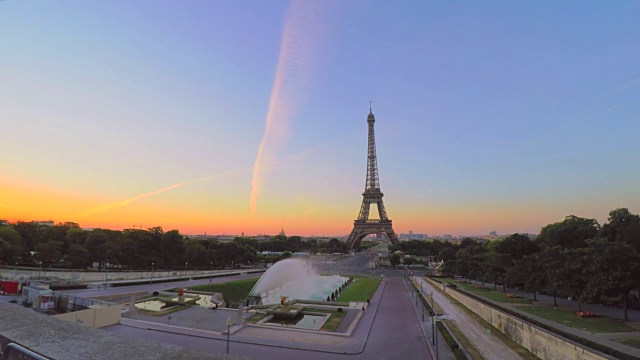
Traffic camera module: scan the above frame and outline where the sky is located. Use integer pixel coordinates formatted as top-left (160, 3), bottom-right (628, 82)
top-left (1, 1), bottom-right (640, 237)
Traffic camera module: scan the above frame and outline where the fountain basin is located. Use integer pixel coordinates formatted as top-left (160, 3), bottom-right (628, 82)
top-left (257, 311), bottom-right (330, 331)
top-left (265, 305), bottom-right (303, 318)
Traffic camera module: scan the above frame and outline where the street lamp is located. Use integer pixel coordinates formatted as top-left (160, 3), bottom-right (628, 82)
top-left (151, 262), bottom-right (155, 284)
top-left (209, 262), bottom-right (213, 283)
top-left (185, 261), bottom-right (188, 276)
top-left (226, 318), bottom-right (232, 354)
top-left (434, 315), bottom-right (440, 359)
top-left (430, 292), bottom-right (435, 345)
top-left (104, 260), bottom-right (110, 290)
top-left (38, 261), bottom-right (42, 279)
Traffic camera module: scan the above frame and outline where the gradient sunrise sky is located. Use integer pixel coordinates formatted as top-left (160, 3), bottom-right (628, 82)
top-left (2, 1), bottom-right (640, 236)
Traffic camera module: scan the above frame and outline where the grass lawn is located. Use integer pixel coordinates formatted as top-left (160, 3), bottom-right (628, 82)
top-left (306, 307), bottom-right (347, 332)
top-left (245, 308), bottom-right (346, 332)
top-left (337, 277), bottom-right (381, 302)
top-left (439, 278), bottom-right (532, 304)
top-left (139, 305), bottom-right (187, 317)
top-left (518, 305), bottom-right (636, 333)
top-left (616, 338), bottom-right (640, 349)
top-left (245, 313), bottom-right (269, 324)
top-left (189, 277), bottom-right (259, 305)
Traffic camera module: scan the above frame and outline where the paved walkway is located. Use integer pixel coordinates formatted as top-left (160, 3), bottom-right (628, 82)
top-left (402, 277), bottom-right (457, 360)
top-left (415, 277), bottom-right (523, 360)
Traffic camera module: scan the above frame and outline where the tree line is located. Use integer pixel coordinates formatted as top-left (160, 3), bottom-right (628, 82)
top-left (417, 208), bottom-right (640, 321)
top-left (0, 223), bottom-right (352, 271)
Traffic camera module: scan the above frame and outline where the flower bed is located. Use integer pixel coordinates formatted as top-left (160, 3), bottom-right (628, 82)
top-left (473, 285), bottom-right (484, 289)
top-left (506, 293), bottom-right (520, 298)
top-left (576, 311), bottom-right (598, 318)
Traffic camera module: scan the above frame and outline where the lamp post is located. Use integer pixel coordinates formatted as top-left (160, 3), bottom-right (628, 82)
top-left (226, 317), bottom-right (232, 354)
top-left (104, 260), bottom-right (109, 290)
top-left (38, 261), bottom-right (42, 279)
top-left (209, 262), bottom-right (213, 283)
top-left (430, 292), bottom-right (435, 345)
top-left (185, 261), bottom-right (188, 276)
top-left (151, 262), bottom-right (155, 284)
top-left (434, 315), bottom-right (440, 359)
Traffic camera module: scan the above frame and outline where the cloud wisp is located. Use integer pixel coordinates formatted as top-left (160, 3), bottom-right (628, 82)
top-left (250, 1), bottom-right (326, 216)
top-left (79, 169), bottom-right (247, 216)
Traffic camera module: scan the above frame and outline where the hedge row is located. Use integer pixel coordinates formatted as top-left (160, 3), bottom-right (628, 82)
top-left (110, 277), bottom-right (190, 287)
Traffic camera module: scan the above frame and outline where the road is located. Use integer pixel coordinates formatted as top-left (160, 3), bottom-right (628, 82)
top-left (415, 277), bottom-right (522, 360)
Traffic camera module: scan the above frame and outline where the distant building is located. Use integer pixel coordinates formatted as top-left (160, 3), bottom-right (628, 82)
top-left (32, 220), bottom-right (54, 227)
top-left (489, 231), bottom-right (497, 236)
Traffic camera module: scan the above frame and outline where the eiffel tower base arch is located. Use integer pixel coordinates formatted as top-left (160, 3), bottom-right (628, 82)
top-left (346, 221), bottom-right (399, 249)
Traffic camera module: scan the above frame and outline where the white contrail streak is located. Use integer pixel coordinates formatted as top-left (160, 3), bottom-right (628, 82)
top-left (250, 1), bottom-right (325, 216)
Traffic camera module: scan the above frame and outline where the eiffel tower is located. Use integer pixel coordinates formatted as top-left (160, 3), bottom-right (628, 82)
top-left (346, 106), bottom-right (399, 249)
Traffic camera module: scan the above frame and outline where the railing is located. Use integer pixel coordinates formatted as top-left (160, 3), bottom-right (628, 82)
top-left (3, 343), bottom-right (50, 360)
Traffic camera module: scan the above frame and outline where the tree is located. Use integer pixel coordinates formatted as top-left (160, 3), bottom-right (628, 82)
top-left (66, 244), bottom-right (90, 268)
top-left (481, 252), bottom-right (512, 292)
top-left (541, 245), bottom-right (566, 306)
top-left (35, 241), bottom-right (63, 265)
top-left (439, 247), bottom-right (456, 261)
top-left (495, 233), bottom-right (540, 260)
top-left (389, 253), bottom-right (401, 267)
top-left (562, 248), bottom-right (590, 311)
top-left (455, 245), bottom-right (485, 281)
top-left (600, 208), bottom-right (640, 252)
top-left (161, 230), bottom-right (185, 268)
top-left (13, 221), bottom-right (46, 258)
top-left (508, 253), bottom-right (546, 301)
top-left (85, 231), bottom-right (109, 266)
top-left (585, 239), bottom-right (640, 321)
top-left (0, 226), bottom-right (22, 263)
top-left (537, 215), bottom-right (599, 249)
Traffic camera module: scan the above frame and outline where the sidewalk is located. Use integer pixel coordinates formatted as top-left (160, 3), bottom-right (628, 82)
top-left (402, 277), bottom-right (457, 360)
top-left (415, 277), bottom-right (523, 360)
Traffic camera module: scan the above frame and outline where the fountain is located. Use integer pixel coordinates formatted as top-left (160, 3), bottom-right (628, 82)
top-left (249, 258), bottom-right (347, 305)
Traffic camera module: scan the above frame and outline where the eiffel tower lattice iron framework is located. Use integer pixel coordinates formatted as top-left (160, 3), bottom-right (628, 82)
top-left (346, 107), bottom-right (399, 249)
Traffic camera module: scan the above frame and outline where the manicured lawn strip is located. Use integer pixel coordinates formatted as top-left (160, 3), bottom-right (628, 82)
top-left (442, 320), bottom-right (483, 359)
top-left (139, 305), bottom-right (187, 317)
top-left (305, 307), bottom-right (347, 332)
top-left (518, 306), bottom-right (636, 333)
top-left (337, 277), bottom-right (381, 302)
top-left (338, 273), bottom-right (370, 279)
top-left (617, 338), bottom-right (640, 349)
top-left (246, 308), bottom-right (346, 332)
top-left (245, 313), bottom-right (269, 324)
top-left (189, 278), bottom-right (260, 305)
top-left (440, 278), bottom-right (532, 304)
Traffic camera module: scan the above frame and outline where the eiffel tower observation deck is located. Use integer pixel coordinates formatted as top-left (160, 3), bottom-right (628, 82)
top-left (346, 106), bottom-right (399, 249)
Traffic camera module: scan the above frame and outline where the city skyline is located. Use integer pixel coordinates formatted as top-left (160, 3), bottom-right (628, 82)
top-left (2, 1), bottom-right (640, 236)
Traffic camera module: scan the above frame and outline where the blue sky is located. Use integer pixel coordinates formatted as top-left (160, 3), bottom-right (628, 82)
top-left (1, 1), bottom-right (639, 236)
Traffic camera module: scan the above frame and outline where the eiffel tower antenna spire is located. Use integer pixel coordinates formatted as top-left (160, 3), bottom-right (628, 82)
top-left (346, 106), bottom-right (399, 249)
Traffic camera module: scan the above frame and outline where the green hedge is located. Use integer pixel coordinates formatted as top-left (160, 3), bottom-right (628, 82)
top-left (191, 272), bottom-right (240, 280)
top-left (110, 277), bottom-right (190, 287)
